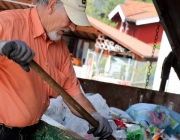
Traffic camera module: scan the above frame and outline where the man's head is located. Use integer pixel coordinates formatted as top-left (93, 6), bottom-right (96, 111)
top-left (36, 0), bottom-right (90, 41)
top-left (61, 0), bottom-right (90, 26)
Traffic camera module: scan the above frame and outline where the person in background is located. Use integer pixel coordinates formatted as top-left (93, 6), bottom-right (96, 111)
top-left (0, 0), bottom-right (112, 139)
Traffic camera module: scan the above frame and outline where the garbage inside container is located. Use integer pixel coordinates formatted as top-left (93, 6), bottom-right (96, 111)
top-left (126, 103), bottom-right (180, 137)
top-left (44, 87), bottom-right (180, 140)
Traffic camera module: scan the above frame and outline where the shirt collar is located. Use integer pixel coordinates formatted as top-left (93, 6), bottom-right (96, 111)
top-left (30, 7), bottom-right (46, 39)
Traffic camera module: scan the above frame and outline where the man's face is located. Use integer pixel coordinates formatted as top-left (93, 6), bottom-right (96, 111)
top-left (47, 30), bottom-right (61, 41)
top-left (46, 5), bottom-right (76, 41)
top-left (47, 25), bottom-right (72, 41)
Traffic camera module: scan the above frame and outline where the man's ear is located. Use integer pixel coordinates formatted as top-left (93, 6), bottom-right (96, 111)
top-left (47, 0), bottom-right (57, 14)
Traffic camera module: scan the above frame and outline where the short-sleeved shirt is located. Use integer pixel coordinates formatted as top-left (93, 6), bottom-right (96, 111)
top-left (0, 8), bottom-right (81, 127)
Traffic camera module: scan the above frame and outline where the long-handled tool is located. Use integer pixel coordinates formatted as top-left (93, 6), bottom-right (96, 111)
top-left (29, 60), bottom-right (116, 140)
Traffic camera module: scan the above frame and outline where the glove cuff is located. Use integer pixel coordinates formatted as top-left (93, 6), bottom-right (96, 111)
top-left (0, 40), bottom-right (7, 56)
top-left (90, 112), bottom-right (101, 117)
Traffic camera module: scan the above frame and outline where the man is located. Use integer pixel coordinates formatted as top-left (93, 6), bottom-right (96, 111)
top-left (0, 0), bottom-right (112, 139)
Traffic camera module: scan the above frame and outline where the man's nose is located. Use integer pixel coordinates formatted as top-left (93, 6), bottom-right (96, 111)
top-left (69, 23), bottom-right (77, 31)
top-left (57, 30), bottom-right (62, 35)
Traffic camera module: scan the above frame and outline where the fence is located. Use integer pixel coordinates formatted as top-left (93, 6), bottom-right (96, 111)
top-left (85, 49), bottom-right (157, 89)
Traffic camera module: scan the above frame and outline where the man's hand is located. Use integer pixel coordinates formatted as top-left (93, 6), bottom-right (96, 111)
top-left (87, 112), bottom-right (113, 140)
top-left (0, 40), bottom-right (35, 72)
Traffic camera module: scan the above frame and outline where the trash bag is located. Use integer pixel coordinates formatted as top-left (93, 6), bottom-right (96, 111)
top-left (126, 103), bottom-right (180, 137)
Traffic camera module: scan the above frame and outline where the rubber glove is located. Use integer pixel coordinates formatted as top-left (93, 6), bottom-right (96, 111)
top-left (87, 112), bottom-right (113, 140)
top-left (0, 40), bottom-right (35, 72)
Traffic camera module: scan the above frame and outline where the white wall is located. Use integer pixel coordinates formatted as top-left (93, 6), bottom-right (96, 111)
top-left (153, 31), bottom-right (180, 94)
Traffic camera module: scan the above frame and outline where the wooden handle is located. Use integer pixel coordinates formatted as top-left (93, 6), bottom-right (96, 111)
top-left (29, 60), bottom-right (116, 140)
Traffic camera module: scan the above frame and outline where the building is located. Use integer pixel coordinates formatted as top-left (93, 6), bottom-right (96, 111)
top-left (108, 0), bottom-right (163, 44)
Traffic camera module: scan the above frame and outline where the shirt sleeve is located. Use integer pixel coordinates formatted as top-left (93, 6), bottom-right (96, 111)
top-left (60, 39), bottom-right (81, 97)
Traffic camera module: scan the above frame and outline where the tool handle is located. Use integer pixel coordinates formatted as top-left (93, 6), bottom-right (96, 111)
top-left (29, 60), bottom-right (116, 140)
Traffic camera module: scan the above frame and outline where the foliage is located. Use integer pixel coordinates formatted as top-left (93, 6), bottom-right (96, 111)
top-left (99, 57), bottom-right (107, 73)
top-left (95, 16), bottom-right (118, 28)
top-left (155, 44), bottom-right (161, 50)
top-left (86, 0), bottom-right (121, 17)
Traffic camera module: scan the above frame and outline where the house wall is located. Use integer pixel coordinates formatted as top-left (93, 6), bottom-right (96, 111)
top-left (116, 21), bottom-right (163, 45)
top-left (117, 20), bottom-right (124, 32)
top-left (117, 22), bottom-right (121, 30)
top-left (131, 23), bottom-right (163, 45)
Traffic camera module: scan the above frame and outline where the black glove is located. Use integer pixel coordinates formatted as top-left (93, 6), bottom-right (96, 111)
top-left (87, 112), bottom-right (113, 140)
top-left (1, 40), bottom-right (35, 72)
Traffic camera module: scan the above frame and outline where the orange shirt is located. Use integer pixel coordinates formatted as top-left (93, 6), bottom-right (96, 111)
top-left (0, 8), bottom-right (81, 127)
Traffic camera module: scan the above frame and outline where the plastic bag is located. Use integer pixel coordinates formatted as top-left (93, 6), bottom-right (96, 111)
top-left (126, 103), bottom-right (180, 137)
top-left (108, 107), bottom-right (133, 122)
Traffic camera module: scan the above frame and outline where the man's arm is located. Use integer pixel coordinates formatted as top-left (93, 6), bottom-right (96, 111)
top-left (64, 93), bottom-right (112, 140)
top-left (63, 93), bottom-right (96, 117)
top-left (60, 40), bottom-right (112, 139)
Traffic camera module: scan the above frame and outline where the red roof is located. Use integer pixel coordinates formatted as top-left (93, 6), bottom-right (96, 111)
top-left (109, 0), bottom-right (159, 24)
top-left (122, 0), bottom-right (158, 20)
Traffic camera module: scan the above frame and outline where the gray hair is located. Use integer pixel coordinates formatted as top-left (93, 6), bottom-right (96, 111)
top-left (36, 0), bottom-right (64, 9)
